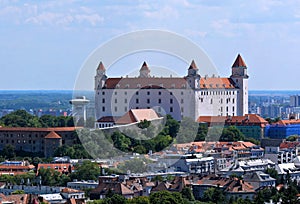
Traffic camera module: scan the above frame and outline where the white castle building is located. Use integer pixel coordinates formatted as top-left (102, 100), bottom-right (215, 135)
top-left (94, 54), bottom-right (249, 122)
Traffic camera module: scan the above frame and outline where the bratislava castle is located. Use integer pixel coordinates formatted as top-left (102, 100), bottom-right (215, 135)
top-left (94, 54), bottom-right (249, 121)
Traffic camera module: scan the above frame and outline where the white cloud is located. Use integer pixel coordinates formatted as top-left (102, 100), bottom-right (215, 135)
top-left (144, 5), bottom-right (178, 20)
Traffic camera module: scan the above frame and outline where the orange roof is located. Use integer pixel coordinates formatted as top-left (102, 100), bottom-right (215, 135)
top-left (232, 54), bottom-right (247, 67)
top-left (197, 114), bottom-right (267, 126)
top-left (199, 77), bottom-right (236, 89)
top-left (37, 163), bottom-right (71, 175)
top-left (104, 76), bottom-right (236, 89)
top-left (97, 61), bottom-right (106, 71)
top-left (44, 131), bottom-right (61, 139)
top-left (276, 119), bottom-right (300, 126)
top-left (188, 60), bottom-right (198, 70)
top-left (116, 109), bottom-right (160, 125)
top-left (280, 141), bottom-right (300, 149)
top-left (0, 127), bottom-right (77, 132)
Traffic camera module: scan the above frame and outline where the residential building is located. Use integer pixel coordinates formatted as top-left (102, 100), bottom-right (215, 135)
top-left (197, 114), bottom-right (268, 140)
top-left (171, 155), bottom-right (214, 174)
top-left (243, 171), bottom-right (276, 190)
top-left (264, 119), bottom-right (300, 139)
top-left (95, 54), bottom-right (249, 121)
top-left (0, 127), bottom-right (79, 157)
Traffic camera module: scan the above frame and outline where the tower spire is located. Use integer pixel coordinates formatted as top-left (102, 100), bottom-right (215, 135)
top-left (139, 61), bottom-right (150, 78)
top-left (188, 60), bottom-right (198, 70)
top-left (97, 61), bottom-right (106, 71)
top-left (232, 54), bottom-right (247, 68)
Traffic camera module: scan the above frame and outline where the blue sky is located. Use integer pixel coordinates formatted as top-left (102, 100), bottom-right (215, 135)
top-left (1, 0), bottom-right (300, 90)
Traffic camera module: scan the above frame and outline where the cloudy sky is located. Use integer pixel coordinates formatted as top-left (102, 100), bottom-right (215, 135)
top-left (1, 0), bottom-right (300, 90)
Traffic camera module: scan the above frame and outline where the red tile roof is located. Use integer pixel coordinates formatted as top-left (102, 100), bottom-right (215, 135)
top-left (276, 119), bottom-right (300, 126)
top-left (37, 163), bottom-right (71, 175)
top-left (232, 54), bottom-right (247, 67)
top-left (0, 127), bottom-right (77, 132)
top-left (197, 114), bottom-right (268, 127)
top-left (189, 60), bottom-right (198, 70)
top-left (116, 109), bottom-right (160, 125)
top-left (97, 61), bottom-right (106, 71)
top-left (104, 77), bottom-right (236, 89)
top-left (280, 141), bottom-right (300, 149)
top-left (44, 131), bottom-right (61, 139)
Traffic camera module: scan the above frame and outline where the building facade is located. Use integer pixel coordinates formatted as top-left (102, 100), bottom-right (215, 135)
top-left (95, 54), bottom-right (249, 121)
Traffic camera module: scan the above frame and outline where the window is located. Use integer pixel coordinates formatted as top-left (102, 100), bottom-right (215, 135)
top-left (170, 99), bottom-right (173, 104)
top-left (114, 107), bottom-right (117, 112)
top-left (147, 99), bottom-right (150, 104)
top-left (125, 91), bottom-right (127, 95)
top-left (158, 99), bottom-right (161, 104)
top-left (102, 106), bottom-right (105, 112)
top-left (124, 99), bottom-right (127, 103)
top-left (136, 91), bottom-right (139, 95)
top-left (147, 91), bottom-right (150, 95)
top-left (115, 99), bottom-right (117, 103)
top-left (181, 107), bottom-right (184, 113)
top-left (181, 99), bottom-right (184, 104)
top-left (158, 91), bottom-right (161, 95)
top-left (102, 98), bottom-right (105, 103)
top-left (114, 92), bottom-right (117, 95)
top-left (102, 91), bottom-right (105, 95)
top-left (170, 107), bottom-right (173, 112)
top-left (125, 107), bottom-right (128, 112)
top-left (136, 99), bottom-right (139, 104)
top-left (181, 91), bottom-right (184, 95)
top-left (170, 92), bottom-right (173, 95)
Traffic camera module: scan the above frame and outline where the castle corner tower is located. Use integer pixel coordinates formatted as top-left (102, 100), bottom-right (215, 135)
top-left (230, 54), bottom-right (249, 116)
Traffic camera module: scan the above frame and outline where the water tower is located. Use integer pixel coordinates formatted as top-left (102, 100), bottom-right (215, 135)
top-left (69, 96), bottom-right (90, 125)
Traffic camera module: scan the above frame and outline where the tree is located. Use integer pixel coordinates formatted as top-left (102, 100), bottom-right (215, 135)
top-left (127, 196), bottom-right (150, 204)
top-left (220, 126), bottom-right (245, 142)
top-left (202, 187), bottom-right (225, 204)
top-left (3, 144), bottom-right (16, 159)
top-left (71, 160), bottom-right (100, 181)
top-left (138, 119), bottom-right (151, 129)
top-left (181, 187), bottom-right (195, 201)
top-left (150, 191), bottom-right (184, 204)
top-left (11, 190), bottom-right (25, 194)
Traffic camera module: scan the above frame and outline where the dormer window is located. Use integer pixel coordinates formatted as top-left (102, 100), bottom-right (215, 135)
top-left (171, 84), bottom-right (175, 88)
top-left (116, 84), bottom-right (120, 88)
top-left (125, 84), bottom-right (129, 88)
top-left (137, 84), bottom-right (141, 88)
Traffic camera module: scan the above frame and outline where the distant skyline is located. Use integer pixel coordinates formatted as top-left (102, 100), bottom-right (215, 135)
top-left (1, 0), bottom-right (300, 90)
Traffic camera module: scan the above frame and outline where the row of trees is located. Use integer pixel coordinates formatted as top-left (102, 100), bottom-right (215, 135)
top-left (0, 110), bottom-right (75, 127)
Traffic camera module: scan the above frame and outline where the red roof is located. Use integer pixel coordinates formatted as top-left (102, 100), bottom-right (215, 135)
top-left (97, 61), bottom-right (106, 71)
top-left (232, 54), bottom-right (247, 67)
top-left (0, 127), bottom-right (77, 132)
top-left (280, 141), bottom-right (300, 149)
top-left (44, 131), bottom-right (61, 139)
top-left (116, 109), bottom-right (160, 125)
top-left (37, 163), bottom-right (72, 175)
top-left (276, 119), bottom-right (300, 126)
top-left (188, 60), bottom-right (198, 70)
top-left (197, 114), bottom-right (268, 127)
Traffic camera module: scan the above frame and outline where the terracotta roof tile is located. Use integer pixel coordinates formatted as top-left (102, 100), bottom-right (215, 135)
top-left (116, 109), bottom-right (160, 125)
top-left (0, 127), bottom-right (77, 132)
top-left (232, 54), bottom-right (247, 67)
top-left (44, 131), bottom-right (61, 139)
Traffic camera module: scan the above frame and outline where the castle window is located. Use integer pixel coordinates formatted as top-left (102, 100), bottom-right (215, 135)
top-left (136, 91), bottom-right (139, 95)
top-left (170, 107), bottom-right (173, 112)
top-left (170, 92), bottom-right (173, 95)
top-left (125, 91), bottom-right (127, 95)
top-left (233, 98), bottom-right (235, 103)
top-left (147, 91), bottom-right (150, 95)
top-left (102, 98), bottom-right (105, 103)
top-left (181, 99), bottom-right (184, 104)
top-left (181, 107), bottom-right (184, 113)
top-left (136, 99), bottom-right (139, 104)
top-left (233, 106), bottom-right (235, 112)
top-left (221, 99), bottom-right (223, 104)
top-left (170, 99), bottom-right (173, 104)
top-left (147, 99), bottom-right (150, 104)
top-left (181, 91), bottom-right (184, 95)
top-left (125, 107), bottom-right (128, 112)
top-left (114, 91), bottom-right (117, 95)
top-left (159, 91), bottom-right (161, 95)
top-left (210, 99), bottom-right (213, 104)
top-left (102, 91), bottom-right (105, 95)
top-left (125, 99), bottom-right (127, 103)
top-left (115, 99), bottom-right (117, 103)
top-left (158, 99), bottom-right (161, 104)
top-left (102, 106), bottom-right (105, 112)
top-left (114, 107), bottom-right (117, 112)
